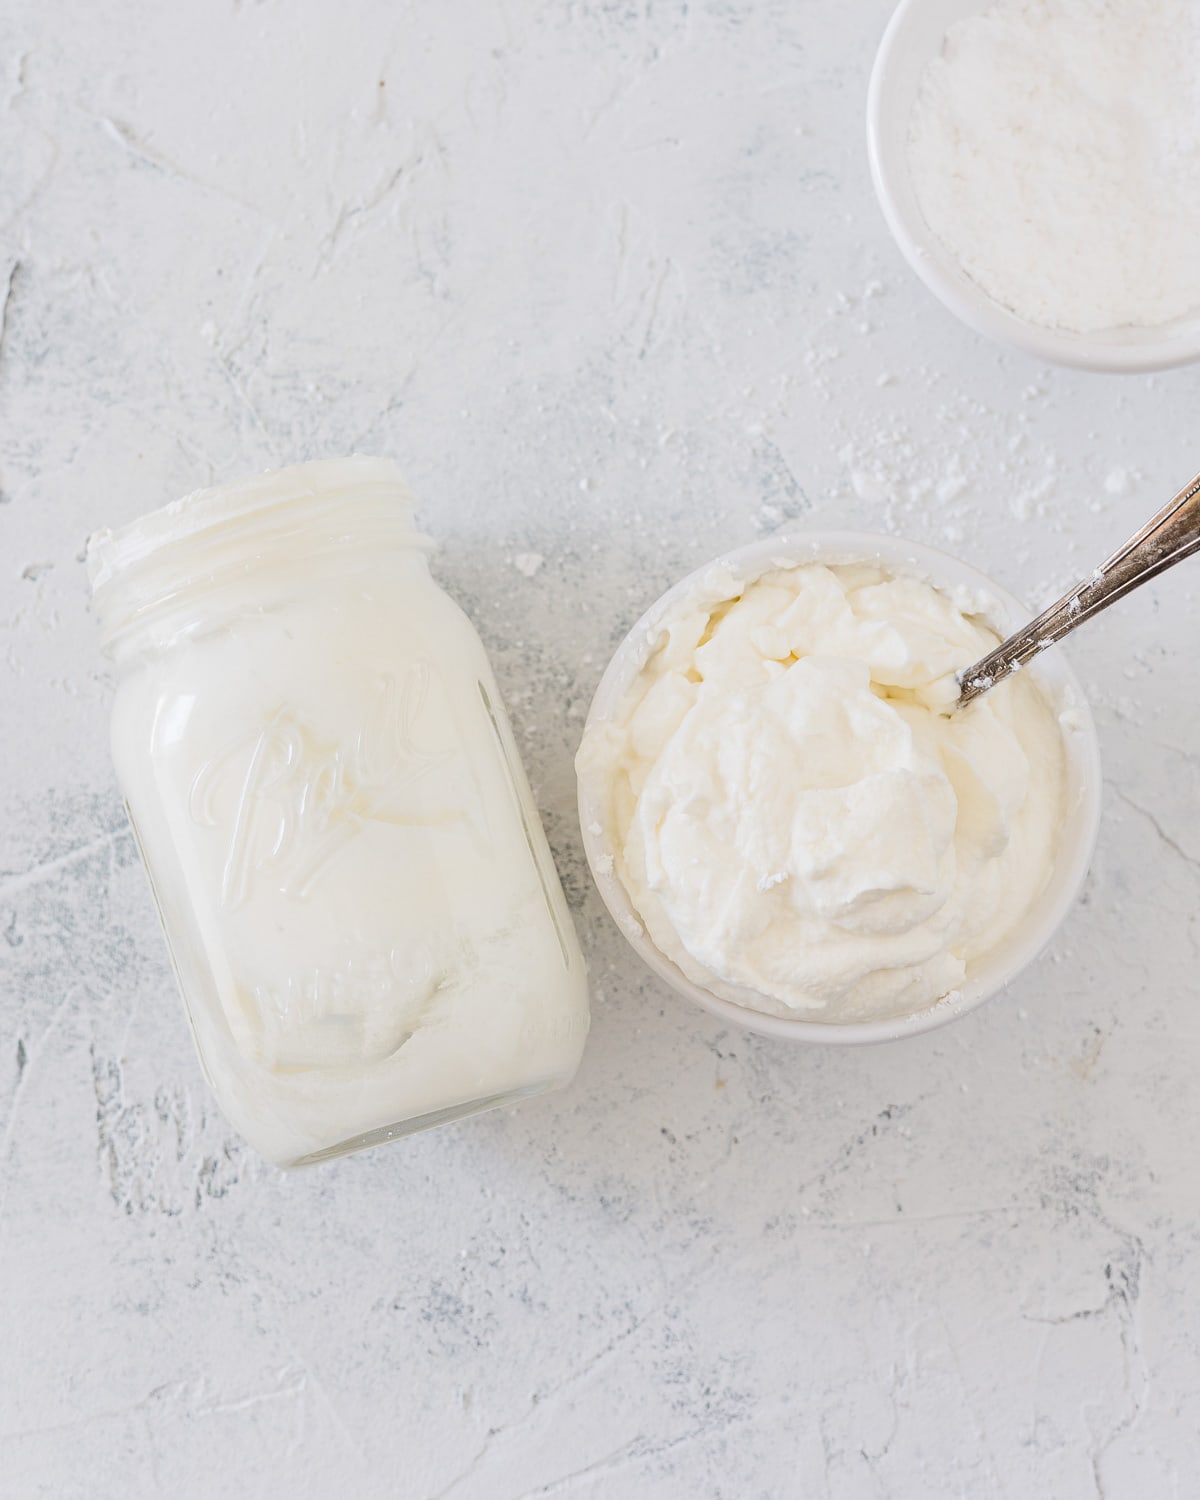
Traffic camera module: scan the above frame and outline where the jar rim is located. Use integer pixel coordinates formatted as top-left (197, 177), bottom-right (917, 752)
top-left (88, 456), bottom-right (432, 657)
top-left (87, 456), bottom-right (422, 593)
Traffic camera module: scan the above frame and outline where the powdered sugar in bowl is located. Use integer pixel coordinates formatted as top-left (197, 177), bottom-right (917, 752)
top-left (868, 0), bottom-right (1200, 372)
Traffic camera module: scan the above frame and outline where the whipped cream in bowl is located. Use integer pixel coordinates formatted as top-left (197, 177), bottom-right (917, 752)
top-left (576, 533), bottom-right (1101, 1043)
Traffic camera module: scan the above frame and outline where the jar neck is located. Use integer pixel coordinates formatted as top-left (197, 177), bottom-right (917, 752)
top-left (89, 459), bottom-right (432, 662)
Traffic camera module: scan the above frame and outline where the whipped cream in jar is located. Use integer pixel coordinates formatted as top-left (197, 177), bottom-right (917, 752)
top-left (89, 458), bottom-right (589, 1166)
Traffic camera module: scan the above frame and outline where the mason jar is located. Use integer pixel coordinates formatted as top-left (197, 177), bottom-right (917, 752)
top-left (88, 458), bottom-right (590, 1166)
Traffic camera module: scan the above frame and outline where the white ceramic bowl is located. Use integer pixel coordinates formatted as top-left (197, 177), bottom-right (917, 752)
top-left (577, 531), bottom-right (1103, 1044)
top-left (867, 0), bottom-right (1200, 373)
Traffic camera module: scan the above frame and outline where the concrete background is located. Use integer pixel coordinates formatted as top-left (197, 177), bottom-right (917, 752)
top-left (2, 1), bottom-right (1199, 1495)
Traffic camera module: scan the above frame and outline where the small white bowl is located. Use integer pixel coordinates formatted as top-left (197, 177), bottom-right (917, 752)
top-left (867, 0), bottom-right (1200, 373)
top-left (577, 532), bottom-right (1102, 1044)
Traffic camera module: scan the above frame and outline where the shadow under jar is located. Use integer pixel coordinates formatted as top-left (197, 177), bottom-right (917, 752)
top-left (88, 458), bottom-right (589, 1167)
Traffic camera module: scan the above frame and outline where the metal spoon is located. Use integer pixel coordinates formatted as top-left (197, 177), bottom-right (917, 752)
top-left (956, 468), bottom-right (1200, 709)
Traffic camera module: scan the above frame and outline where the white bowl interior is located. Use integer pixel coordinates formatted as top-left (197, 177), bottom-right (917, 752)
top-left (867, 0), bottom-right (1200, 373)
top-left (578, 532), bottom-right (1103, 1045)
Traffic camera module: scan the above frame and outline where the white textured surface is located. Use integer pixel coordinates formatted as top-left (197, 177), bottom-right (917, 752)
top-left (2, 2), bottom-right (1199, 1496)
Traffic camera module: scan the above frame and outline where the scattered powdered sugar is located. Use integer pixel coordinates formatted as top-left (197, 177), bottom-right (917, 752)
top-left (908, 0), bottom-right (1200, 333)
top-left (512, 551), bottom-right (544, 578)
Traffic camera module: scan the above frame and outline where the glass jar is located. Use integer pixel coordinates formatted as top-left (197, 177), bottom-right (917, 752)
top-left (88, 458), bottom-right (590, 1166)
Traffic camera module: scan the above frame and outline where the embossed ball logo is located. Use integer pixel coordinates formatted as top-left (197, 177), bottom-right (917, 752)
top-left (188, 664), bottom-right (454, 909)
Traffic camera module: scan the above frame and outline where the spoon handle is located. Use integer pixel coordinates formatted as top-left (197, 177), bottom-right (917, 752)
top-left (957, 469), bottom-right (1200, 708)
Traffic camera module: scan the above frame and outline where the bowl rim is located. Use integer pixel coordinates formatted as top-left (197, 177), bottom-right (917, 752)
top-left (866, 0), bottom-right (1200, 374)
top-left (576, 529), bottom-right (1104, 1045)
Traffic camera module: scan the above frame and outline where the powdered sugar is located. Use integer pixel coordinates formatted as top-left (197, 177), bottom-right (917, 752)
top-left (908, 0), bottom-right (1200, 334)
